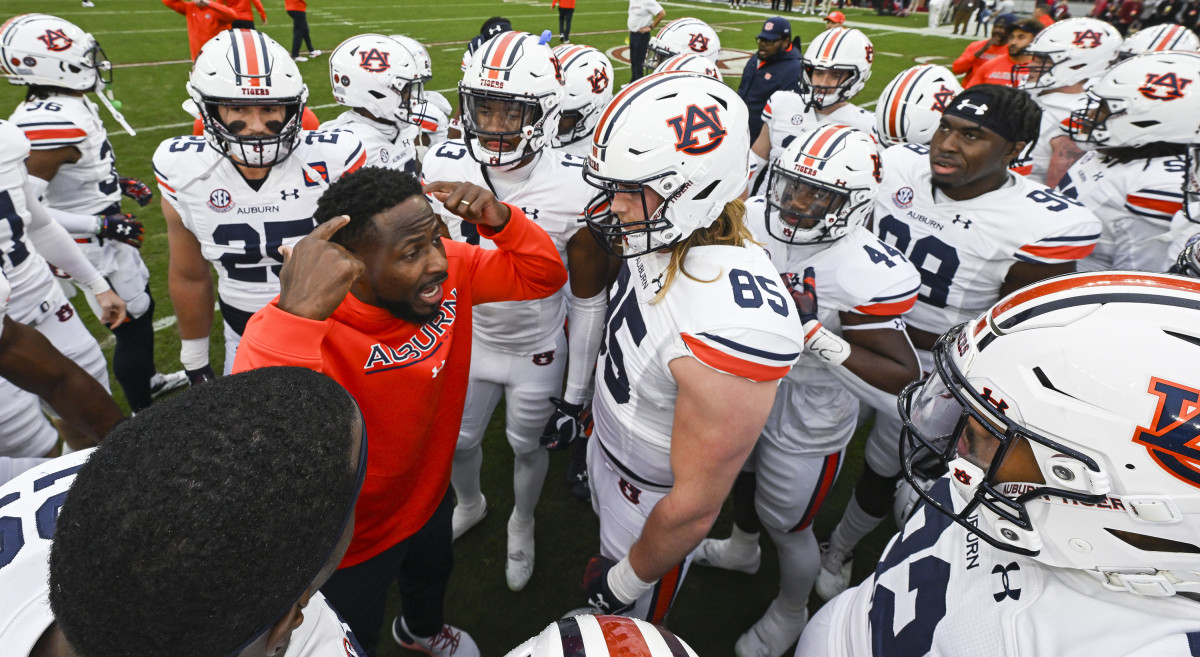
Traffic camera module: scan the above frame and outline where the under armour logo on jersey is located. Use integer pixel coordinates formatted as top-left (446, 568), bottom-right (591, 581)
top-left (619, 478), bottom-right (642, 504)
top-left (980, 387), bottom-right (1009, 414)
top-left (358, 48), bottom-right (390, 72)
top-left (955, 99), bottom-right (989, 115)
top-left (280, 189), bottom-right (300, 200)
top-left (588, 67), bottom-right (610, 94)
top-left (1132, 377), bottom-right (1200, 489)
top-left (521, 207), bottom-right (541, 221)
top-left (952, 214), bottom-right (972, 228)
top-left (37, 29), bottom-right (73, 52)
top-left (688, 33), bottom-right (710, 53)
top-left (931, 85), bottom-right (957, 113)
top-left (992, 562), bottom-right (1022, 601)
top-left (1071, 30), bottom-right (1106, 48)
top-left (666, 104), bottom-right (727, 156)
top-left (1138, 72), bottom-right (1193, 100)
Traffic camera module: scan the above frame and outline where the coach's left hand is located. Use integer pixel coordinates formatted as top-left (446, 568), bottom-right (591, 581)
top-left (424, 180), bottom-right (511, 231)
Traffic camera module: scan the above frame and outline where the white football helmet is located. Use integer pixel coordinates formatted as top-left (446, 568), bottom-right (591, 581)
top-left (187, 29), bottom-right (308, 168)
top-left (645, 18), bottom-right (721, 70)
top-left (0, 13), bottom-right (110, 92)
top-left (899, 271), bottom-right (1200, 596)
top-left (765, 125), bottom-right (881, 244)
top-left (653, 53), bottom-right (723, 81)
top-left (388, 34), bottom-right (434, 83)
top-left (459, 31), bottom-right (563, 167)
top-left (1019, 18), bottom-right (1122, 90)
top-left (553, 44), bottom-right (613, 147)
top-left (503, 615), bottom-right (699, 657)
top-left (329, 34), bottom-right (424, 126)
top-left (584, 72), bottom-right (750, 257)
top-left (875, 64), bottom-right (963, 146)
top-left (1067, 51), bottom-right (1200, 149)
top-left (1113, 23), bottom-right (1200, 64)
top-left (801, 28), bottom-right (874, 111)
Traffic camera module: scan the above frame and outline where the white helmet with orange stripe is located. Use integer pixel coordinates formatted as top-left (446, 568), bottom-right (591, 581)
top-left (504, 615), bottom-right (699, 657)
top-left (765, 125), bottom-right (881, 244)
top-left (653, 53), bottom-right (723, 81)
top-left (329, 34), bottom-right (425, 127)
top-left (1066, 51), bottom-right (1200, 149)
top-left (1019, 18), bottom-right (1122, 91)
top-left (899, 271), bottom-right (1200, 596)
top-left (875, 64), bottom-right (963, 147)
top-left (553, 44), bottom-right (613, 147)
top-left (460, 31), bottom-right (563, 167)
top-left (583, 72), bottom-right (750, 257)
top-left (645, 18), bottom-right (721, 70)
top-left (1113, 23), bottom-right (1200, 64)
top-left (187, 29), bottom-right (308, 168)
top-left (801, 27), bottom-right (874, 111)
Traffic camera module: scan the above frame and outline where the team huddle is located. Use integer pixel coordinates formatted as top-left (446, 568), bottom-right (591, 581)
top-left (1, 6), bottom-right (1199, 657)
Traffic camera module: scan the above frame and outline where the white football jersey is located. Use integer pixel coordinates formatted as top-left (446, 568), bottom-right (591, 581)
top-left (153, 131), bottom-right (366, 314)
top-left (0, 120), bottom-right (57, 323)
top-left (421, 141), bottom-right (590, 355)
top-left (813, 477), bottom-right (1200, 657)
top-left (0, 270), bottom-right (8, 331)
top-left (1056, 150), bottom-right (1187, 272)
top-left (9, 94), bottom-right (120, 216)
top-left (873, 143), bottom-right (1101, 334)
top-left (556, 136), bottom-right (591, 158)
top-left (592, 246), bottom-right (804, 486)
top-left (762, 90), bottom-right (875, 164)
top-left (414, 90), bottom-right (452, 146)
top-left (0, 451), bottom-right (366, 657)
top-left (1025, 90), bottom-right (1085, 185)
top-left (321, 110), bottom-right (418, 173)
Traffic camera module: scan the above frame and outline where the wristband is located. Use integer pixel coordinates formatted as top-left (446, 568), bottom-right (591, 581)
top-left (802, 319), bottom-right (852, 367)
top-left (607, 556), bottom-right (655, 604)
top-left (84, 278), bottom-right (113, 296)
top-left (180, 337), bottom-right (211, 372)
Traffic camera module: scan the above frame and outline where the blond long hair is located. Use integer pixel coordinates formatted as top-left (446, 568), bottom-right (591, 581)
top-left (651, 199), bottom-right (758, 303)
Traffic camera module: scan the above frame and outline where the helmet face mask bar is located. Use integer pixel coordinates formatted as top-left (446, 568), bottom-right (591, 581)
top-left (1065, 94), bottom-right (1117, 148)
top-left (1186, 145), bottom-right (1200, 222)
top-left (583, 170), bottom-right (681, 258)
top-left (765, 167), bottom-right (851, 245)
top-left (801, 65), bottom-right (858, 110)
top-left (197, 96), bottom-right (305, 169)
top-left (460, 91), bottom-right (549, 166)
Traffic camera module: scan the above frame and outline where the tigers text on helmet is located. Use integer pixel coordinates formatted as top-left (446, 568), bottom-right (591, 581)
top-left (1067, 51), bottom-right (1200, 149)
top-left (898, 271), bottom-right (1200, 597)
top-left (645, 18), bottom-right (721, 70)
top-left (584, 72), bottom-right (750, 258)
top-left (1017, 18), bottom-right (1122, 90)
top-left (187, 29), bottom-right (308, 169)
top-left (801, 28), bottom-right (873, 111)
top-left (1112, 23), bottom-right (1200, 64)
top-left (0, 13), bottom-right (110, 92)
top-left (875, 64), bottom-right (963, 147)
top-left (765, 125), bottom-right (881, 244)
top-left (330, 34), bottom-right (425, 127)
top-left (653, 53), bottom-right (723, 81)
top-left (553, 44), bottom-right (613, 147)
top-left (459, 31), bottom-right (563, 167)
top-left (503, 615), bottom-right (699, 657)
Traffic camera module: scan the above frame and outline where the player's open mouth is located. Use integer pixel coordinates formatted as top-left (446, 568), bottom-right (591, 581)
top-left (419, 282), bottom-right (442, 302)
top-left (486, 140), bottom-right (514, 152)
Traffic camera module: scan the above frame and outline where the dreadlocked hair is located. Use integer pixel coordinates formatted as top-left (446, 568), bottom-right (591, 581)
top-left (1100, 142), bottom-right (1189, 168)
top-left (652, 199), bottom-right (758, 303)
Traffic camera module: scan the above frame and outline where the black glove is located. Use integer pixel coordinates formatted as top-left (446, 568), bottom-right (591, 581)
top-left (119, 177), bottom-right (154, 207)
top-left (783, 266), bottom-right (819, 325)
top-left (185, 365), bottom-right (217, 386)
top-left (540, 397), bottom-right (591, 451)
top-left (98, 214), bottom-right (145, 248)
top-left (582, 555), bottom-right (635, 615)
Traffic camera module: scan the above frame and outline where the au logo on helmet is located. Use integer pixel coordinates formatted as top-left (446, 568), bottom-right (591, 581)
top-left (1131, 377), bottom-right (1200, 489)
top-left (931, 85), bottom-right (957, 113)
top-left (1071, 30), bottom-right (1106, 48)
top-left (587, 67), bottom-right (609, 94)
top-left (666, 104), bottom-right (726, 155)
top-left (358, 48), bottom-right (390, 72)
top-left (37, 29), bottom-right (73, 52)
top-left (1138, 72), bottom-right (1193, 100)
top-left (688, 33), bottom-right (710, 53)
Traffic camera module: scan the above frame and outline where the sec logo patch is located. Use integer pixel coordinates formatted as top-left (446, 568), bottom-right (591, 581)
top-left (894, 186), bottom-right (914, 209)
top-left (207, 188), bottom-right (234, 213)
top-left (790, 114), bottom-right (804, 126)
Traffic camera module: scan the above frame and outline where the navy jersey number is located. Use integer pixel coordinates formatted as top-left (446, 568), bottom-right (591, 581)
top-left (0, 191), bottom-right (31, 269)
top-left (877, 214), bottom-right (959, 308)
top-left (168, 137), bottom-right (207, 153)
top-left (0, 462), bottom-right (83, 571)
top-left (213, 218), bottom-right (315, 282)
top-left (601, 265), bottom-right (647, 404)
top-left (728, 269), bottom-right (789, 317)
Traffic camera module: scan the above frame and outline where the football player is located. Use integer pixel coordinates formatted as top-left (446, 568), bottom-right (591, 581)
top-left (694, 126), bottom-right (921, 657)
top-left (796, 272), bottom-right (1200, 656)
top-left (504, 615), bottom-right (699, 657)
top-left (389, 34), bottom-right (459, 149)
top-left (749, 28), bottom-right (875, 194)
top-left (155, 29), bottom-right (364, 381)
top-left (1058, 51), bottom-right (1199, 273)
top-left (1111, 22), bottom-right (1200, 63)
top-left (874, 64), bottom-right (963, 147)
top-left (324, 34), bottom-right (425, 174)
top-left (643, 17), bottom-right (721, 70)
top-left (422, 31), bottom-right (600, 592)
top-left (553, 44), bottom-right (614, 158)
top-left (3, 13), bottom-right (186, 413)
top-left (1014, 18), bottom-right (1122, 186)
top-left (0, 367), bottom-right (368, 657)
top-left (574, 72), bottom-right (803, 623)
top-left (814, 85), bottom-right (1101, 602)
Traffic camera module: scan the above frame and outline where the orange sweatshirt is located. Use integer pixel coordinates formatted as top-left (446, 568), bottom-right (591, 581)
top-left (232, 206), bottom-right (568, 567)
top-left (953, 40), bottom-right (1009, 77)
top-left (285, 0), bottom-right (307, 11)
top-left (161, 0), bottom-right (237, 60)
top-left (965, 52), bottom-right (1021, 88)
top-left (225, 0), bottom-right (267, 22)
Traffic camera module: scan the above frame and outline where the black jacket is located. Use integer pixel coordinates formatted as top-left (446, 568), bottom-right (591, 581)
top-left (737, 42), bottom-right (803, 141)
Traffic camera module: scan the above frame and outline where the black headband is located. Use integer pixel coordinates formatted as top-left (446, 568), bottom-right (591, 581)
top-left (942, 88), bottom-right (1022, 143)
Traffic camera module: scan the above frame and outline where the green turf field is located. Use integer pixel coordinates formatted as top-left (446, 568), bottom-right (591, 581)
top-left (0, 1), bottom-right (975, 653)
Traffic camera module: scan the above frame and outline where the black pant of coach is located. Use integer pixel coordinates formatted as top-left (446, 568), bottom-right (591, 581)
top-left (629, 30), bottom-right (651, 82)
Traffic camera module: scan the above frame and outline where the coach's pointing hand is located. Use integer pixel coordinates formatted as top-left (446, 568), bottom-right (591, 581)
top-left (278, 216), bottom-right (365, 321)
top-left (424, 180), bottom-right (512, 231)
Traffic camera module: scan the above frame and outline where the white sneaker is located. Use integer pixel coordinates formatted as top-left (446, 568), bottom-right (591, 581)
top-left (392, 616), bottom-right (479, 657)
top-left (451, 494), bottom-right (486, 541)
top-left (505, 512), bottom-right (535, 591)
top-left (81, 1), bottom-right (95, 6)
top-left (693, 536), bottom-right (761, 574)
top-left (308, 49), bottom-right (323, 57)
top-left (293, 55), bottom-right (308, 62)
top-left (735, 597), bottom-right (809, 657)
top-left (813, 542), bottom-right (853, 601)
top-left (149, 370), bottom-right (188, 399)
